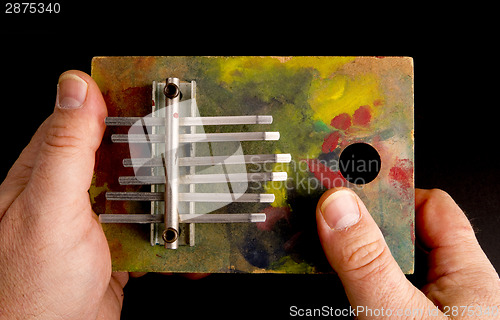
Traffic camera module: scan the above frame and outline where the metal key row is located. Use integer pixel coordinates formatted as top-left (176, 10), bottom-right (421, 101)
top-left (98, 78), bottom-right (291, 249)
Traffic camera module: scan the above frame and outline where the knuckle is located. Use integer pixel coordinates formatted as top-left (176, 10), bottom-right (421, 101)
top-left (341, 237), bottom-right (394, 280)
top-left (43, 124), bottom-right (82, 153)
top-left (426, 189), bottom-right (476, 235)
top-left (6, 161), bottom-right (32, 183)
top-left (427, 188), bottom-right (452, 201)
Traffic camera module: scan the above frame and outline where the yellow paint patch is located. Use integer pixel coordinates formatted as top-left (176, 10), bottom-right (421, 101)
top-left (89, 172), bottom-right (108, 205)
top-left (217, 56), bottom-right (355, 85)
top-left (308, 74), bottom-right (383, 124)
top-left (283, 56), bottom-right (356, 78)
top-left (263, 162), bottom-right (289, 208)
top-left (264, 180), bottom-right (288, 208)
top-left (271, 255), bottom-right (316, 273)
top-left (218, 57), bottom-right (280, 84)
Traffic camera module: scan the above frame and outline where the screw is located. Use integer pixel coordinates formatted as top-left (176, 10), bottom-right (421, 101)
top-left (162, 227), bottom-right (179, 243)
top-left (164, 82), bottom-right (180, 99)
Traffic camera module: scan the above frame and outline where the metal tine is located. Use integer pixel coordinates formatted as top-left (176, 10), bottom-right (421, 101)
top-left (106, 192), bottom-right (275, 203)
top-left (182, 172), bottom-right (287, 184)
top-left (183, 132), bottom-right (280, 143)
top-left (105, 115), bottom-right (273, 126)
top-left (111, 132), bottom-right (280, 143)
top-left (119, 176), bottom-right (165, 185)
top-left (99, 214), bottom-right (164, 224)
top-left (99, 213), bottom-right (266, 224)
top-left (106, 192), bottom-right (163, 201)
top-left (180, 213), bottom-right (266, 223)
top-left (123, 154), bottom-right (292, 167)
top-left (103, 80), bottom-right (281, 237)
top-left (118, 172), bottom-right (288, 185)
top-left (112, 134), bottom-right (162, 143)
top-left (182, 115), bottom-right (272, 126)
top-left (105, 117), bottom-right (161, 126)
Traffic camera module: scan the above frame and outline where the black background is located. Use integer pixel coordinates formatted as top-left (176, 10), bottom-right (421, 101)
top-left (1, 3), bottom-right (498, 319)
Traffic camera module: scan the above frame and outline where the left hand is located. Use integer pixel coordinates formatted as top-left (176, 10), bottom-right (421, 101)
top-left (0, 70), bottom-right (127, 319)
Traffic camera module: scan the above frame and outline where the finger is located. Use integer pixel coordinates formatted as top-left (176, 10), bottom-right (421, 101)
top-left (415, 188), bottom-right (478, 252)
top-left (181, 273), bottom-right (210, 280)
top-left (20, 70), bottom-right (107, 225)
top-left (317, 188), bottom-right (445, 319)
top-left (129, 272), bottom-right (148, 278)
top-left (138, 272), bottom-right (209, 280)
top-left (96, 272), bottom-right (129, 319)
top-left (415, 189), bottom-right (500, 308)
top-left (111, 271), bottom-right (129, 288)
top-left (0, 117), bottom-right (50, 217)
top-left (156, 272), bottom-right (210, 280)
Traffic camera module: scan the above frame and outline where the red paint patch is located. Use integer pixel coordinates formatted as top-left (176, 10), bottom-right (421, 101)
top-left (389, 158), bottom-right (414, 191)
top-left (352, 105), bottom-right (372, 127)
top-left (257, 206), bottom-right (291, 231)
top-left (321, 131), bottom-right (341, 153)
top-left (410, 221), bottom-right (415, 244)
top-left (330, 113), bottom-right (351, 130)
top-left (306, 159), bottom-right (346, 188)
top-left (173, 112), bottom-right (179, 118)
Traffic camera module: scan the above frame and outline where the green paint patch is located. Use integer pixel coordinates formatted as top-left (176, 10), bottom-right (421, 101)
top-left (91, 57), bottom-right (414, 274)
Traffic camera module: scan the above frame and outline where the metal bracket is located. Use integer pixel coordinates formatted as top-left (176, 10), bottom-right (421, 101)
top-left (99, 77), bottom-right (291, 249)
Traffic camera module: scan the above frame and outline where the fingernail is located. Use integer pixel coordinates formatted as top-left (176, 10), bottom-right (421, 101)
top-left (56, 73), bottom-right (88, 109)
top-left (320, 189), bottom-right (361, 230)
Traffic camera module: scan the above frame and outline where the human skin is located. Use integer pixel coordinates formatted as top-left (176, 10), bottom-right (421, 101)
top-left (0, 71), bottom-right (126, 319)
top-left (316, 187), bottom-right (500, 319)
top-left (0, 70), bottom-right (498, 319)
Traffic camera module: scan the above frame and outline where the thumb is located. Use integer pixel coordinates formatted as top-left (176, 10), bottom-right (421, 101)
top-left (316, 188), bottom-right (444, 319)
top-left (24, 70), bottom-right (107, 223)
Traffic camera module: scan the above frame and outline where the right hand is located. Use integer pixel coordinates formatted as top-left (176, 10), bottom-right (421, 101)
top-left (316, 187), bottom-right (500, 319)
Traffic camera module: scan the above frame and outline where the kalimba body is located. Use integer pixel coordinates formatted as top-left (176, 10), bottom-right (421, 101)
top-left (90, 56), bottom-right (414, 274)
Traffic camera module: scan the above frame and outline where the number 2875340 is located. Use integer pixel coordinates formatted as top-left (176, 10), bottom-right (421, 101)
top-left (5, 3), bottom-right (60, 14)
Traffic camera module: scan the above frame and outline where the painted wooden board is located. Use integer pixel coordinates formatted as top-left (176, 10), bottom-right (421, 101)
top-left (90, 56), bottom-right (414, 274)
